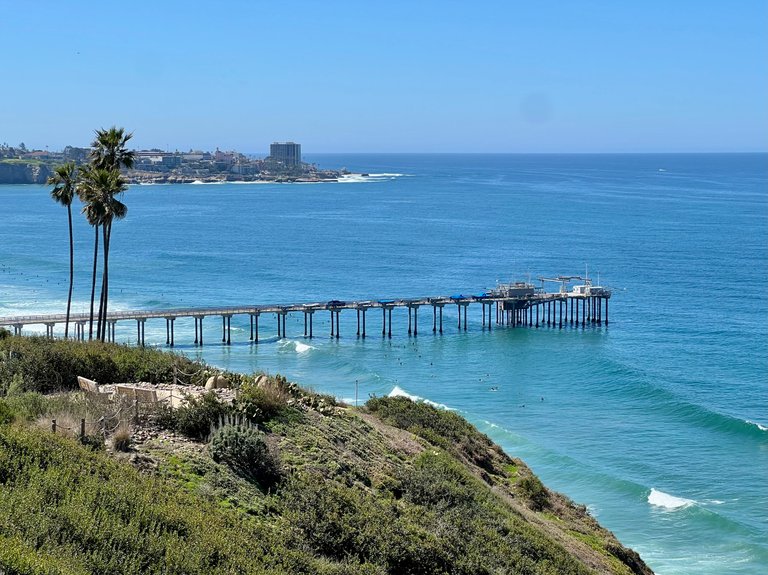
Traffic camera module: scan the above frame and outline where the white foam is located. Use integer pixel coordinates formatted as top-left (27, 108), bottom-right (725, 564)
top-left (337, 175), bottom-right (371, 183)
top-left (279, 339), bottom-right (315, 354)
top-left (387, 385), bottom-right (454, 410)
top-left (746, 420), bottom-right (768, 432)
top-left (388, 385), bottom-right (420, 401)
top-left (294, 341), bottom-right (314, 354)
top-left (648, 488), bottom-right (696, 510)
top-left (337, 173), bottom-right (405, 184)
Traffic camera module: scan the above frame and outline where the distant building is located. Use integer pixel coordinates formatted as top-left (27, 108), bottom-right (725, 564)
top-left (269, 142), bottom-right (301, 167)
top-left (63, 146), bottom-right (89, 162)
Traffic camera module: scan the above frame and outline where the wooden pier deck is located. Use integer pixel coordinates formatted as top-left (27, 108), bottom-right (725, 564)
top-left (0, 279), bottom-right (611, 346)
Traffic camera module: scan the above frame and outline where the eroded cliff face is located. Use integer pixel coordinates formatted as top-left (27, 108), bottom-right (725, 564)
top-left (0, 162), bottom-right (52, 183)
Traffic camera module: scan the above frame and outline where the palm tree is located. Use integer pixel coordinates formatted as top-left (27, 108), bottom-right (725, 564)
top-left (77, 166), bottom-right (105, 340)
top-left (80, 127), bottom-right (134, 341)
top-left (78, 166), bottom-right (127, 341)
top-left (90, 126), bottom-right (135, 172)
top-left (97, 172), bottom-right (127, 341)
top-left (47, 162), bottom-right (77, 338)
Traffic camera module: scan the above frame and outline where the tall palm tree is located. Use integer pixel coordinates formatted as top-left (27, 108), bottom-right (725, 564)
top-left (47, 162), bottom-right (77, 338)
top-left (90, 126), bottom-right (135, 172)
top-left (84, 127), bottom-right (134, 340)
top-left (78, 166), bottom-right (127, 341)
top-left (77, 166), bottom-right (106, 340)
top-left (97, 173), bottom-right (127, 341)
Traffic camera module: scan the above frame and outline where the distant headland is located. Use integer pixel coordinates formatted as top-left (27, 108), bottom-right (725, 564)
top-left (0, 141), bottom-right (362, 185)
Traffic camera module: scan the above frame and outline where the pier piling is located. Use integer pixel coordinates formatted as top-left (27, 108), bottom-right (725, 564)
top-left (1, 277), bottom-right (612, 343)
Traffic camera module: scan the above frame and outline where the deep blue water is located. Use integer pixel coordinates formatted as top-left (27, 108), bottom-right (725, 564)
top-left (1, 153), bottom-right (767, 574)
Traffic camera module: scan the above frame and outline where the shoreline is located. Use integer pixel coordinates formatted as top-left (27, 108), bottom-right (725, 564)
top-left (126, 172), bottom-right (372, 185)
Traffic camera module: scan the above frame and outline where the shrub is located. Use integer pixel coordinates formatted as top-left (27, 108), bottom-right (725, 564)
top-left (518, 475), bottom-right (550, 511)
top-left (365, 396), bottom-right (500, 473)
top-left (157, 392), bottom-right (230, 440)
top-left (234, 380), bottom-right (288, 424)
top-left (400, 450), bottom-right (479, 510)
top-left (209, 424), bottom-right (280, 487)
top-left (112, 425), bottom-right (132, 452)
top-left (1, 392), bottom-right (47, 422)
top-left (0, 327), bottom-right (9, 340)
top-left (0, 400), bottom-right (12, 425)
top-left (0, 336), bottom-right (201, 393)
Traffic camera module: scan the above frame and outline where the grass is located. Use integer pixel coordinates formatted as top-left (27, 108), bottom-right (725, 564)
top-left (0, 337), bottom-right (653, 575)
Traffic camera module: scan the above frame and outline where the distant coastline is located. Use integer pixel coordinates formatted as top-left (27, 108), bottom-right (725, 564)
top-left (0, 142), bottom-right (363, 185)
top-left (126, 171), bottom-right (372, 185)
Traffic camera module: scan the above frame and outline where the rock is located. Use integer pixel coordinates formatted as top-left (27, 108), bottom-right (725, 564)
top-left (0, 162), bottom-right (52, 184)
top-left (205, 375), bottom-right (231, 390)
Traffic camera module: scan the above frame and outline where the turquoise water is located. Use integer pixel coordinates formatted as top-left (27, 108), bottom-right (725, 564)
top-left (1, 153), bottom-right (766, 574)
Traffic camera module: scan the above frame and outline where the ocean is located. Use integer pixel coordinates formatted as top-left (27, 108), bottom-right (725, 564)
top-left (1, 153), bottom-right (766, 574)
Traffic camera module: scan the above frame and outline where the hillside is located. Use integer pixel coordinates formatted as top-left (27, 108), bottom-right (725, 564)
top-left (0, 334), bottom-right (653, 574)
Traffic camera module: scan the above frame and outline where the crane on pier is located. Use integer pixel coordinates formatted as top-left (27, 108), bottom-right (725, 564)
top-left (537, 275), bottom-right (588, 294)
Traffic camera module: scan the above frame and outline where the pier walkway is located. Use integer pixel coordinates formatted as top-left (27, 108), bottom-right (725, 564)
top-left (0, 278), bottom-right (610, 346)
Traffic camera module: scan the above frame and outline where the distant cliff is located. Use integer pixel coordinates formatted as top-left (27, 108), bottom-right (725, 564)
top-left (0, 161), bottom-right (52, 184)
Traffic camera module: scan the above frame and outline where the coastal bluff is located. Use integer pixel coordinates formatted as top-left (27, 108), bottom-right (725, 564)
top-left (0, 334), bottom-right (654, 574)
top-left (0, 161), bottom-right (51, 184)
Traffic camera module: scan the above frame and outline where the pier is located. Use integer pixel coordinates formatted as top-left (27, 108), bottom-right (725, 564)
top-left (0, 277), bottom-right (610, 346)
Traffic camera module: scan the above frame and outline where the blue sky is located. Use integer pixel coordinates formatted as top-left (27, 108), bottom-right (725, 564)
top-left (1, 0), bottom-right (766, 153)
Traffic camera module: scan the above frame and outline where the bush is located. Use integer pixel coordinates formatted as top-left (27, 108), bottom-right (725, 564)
top-left (365, 396), bottom-right (499, 474)
top-left (156, 392), bottom-right (230, 441)
top-left (0, 336), bottom-right (201, 393)
top-left (209, 424), bottom-right (280, 487)
top-left (518, 475), bottom-right (550, 511)
top-left (234, 380), bottom-right (289, 424)
top-left (0, 400), bottom-right (13, 425)
top-left (112, 425), bottom-right (132, 452)
top-left (0, 327), bottom-right (10, 340)
top-left (400, 450), bottom-right (479, 510)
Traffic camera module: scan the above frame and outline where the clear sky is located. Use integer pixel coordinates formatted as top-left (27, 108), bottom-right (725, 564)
top-left (1, 0), bottom-right (766, 153)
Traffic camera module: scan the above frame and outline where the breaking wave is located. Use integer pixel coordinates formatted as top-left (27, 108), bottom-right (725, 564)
top-left (388, 385), bottom-right (454, 410)
top-left (648, 488), bottom-right (696, 510)
top-left (279, 339), bottom-right (315, 354)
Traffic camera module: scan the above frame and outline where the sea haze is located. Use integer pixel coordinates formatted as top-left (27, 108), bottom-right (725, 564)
top-left (1, 153), bottom-right (766, 574)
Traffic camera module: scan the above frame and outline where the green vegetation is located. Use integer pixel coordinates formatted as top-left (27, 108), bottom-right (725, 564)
top-left (0, 336), bottom-right (652, 574)
top-left (42, 127), bottom-right (134, 342)
top-left (0, 335), bottom-right (199, 393)
top-left (48, 162), bottom-right (77, 339)
top-left (156, 392), bottom-right (231, 441)
top-left (233, 376), bottom-right (293, 424)
top-left (78, 127), bottom-right (134, 341)
top-left (365, 395), bottom-right (506, 477)
top-left (209, 424), bottom-right (281, 488)
top-left (518, 475), bottom-right (551, 511)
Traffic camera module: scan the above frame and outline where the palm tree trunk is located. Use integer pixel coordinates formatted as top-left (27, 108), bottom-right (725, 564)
top-left (65, 204), bottom-right (74, 339)
top-left (99, 221), bottom-right (111, 342)
top-left (97, 276), bottom-right (105, 341)
top-left (89, 224), bottom-right (99, 340)
top-left (104, 220), bottom-right (112, 341)
top-left (97, 223), bottom-right (107, 341)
